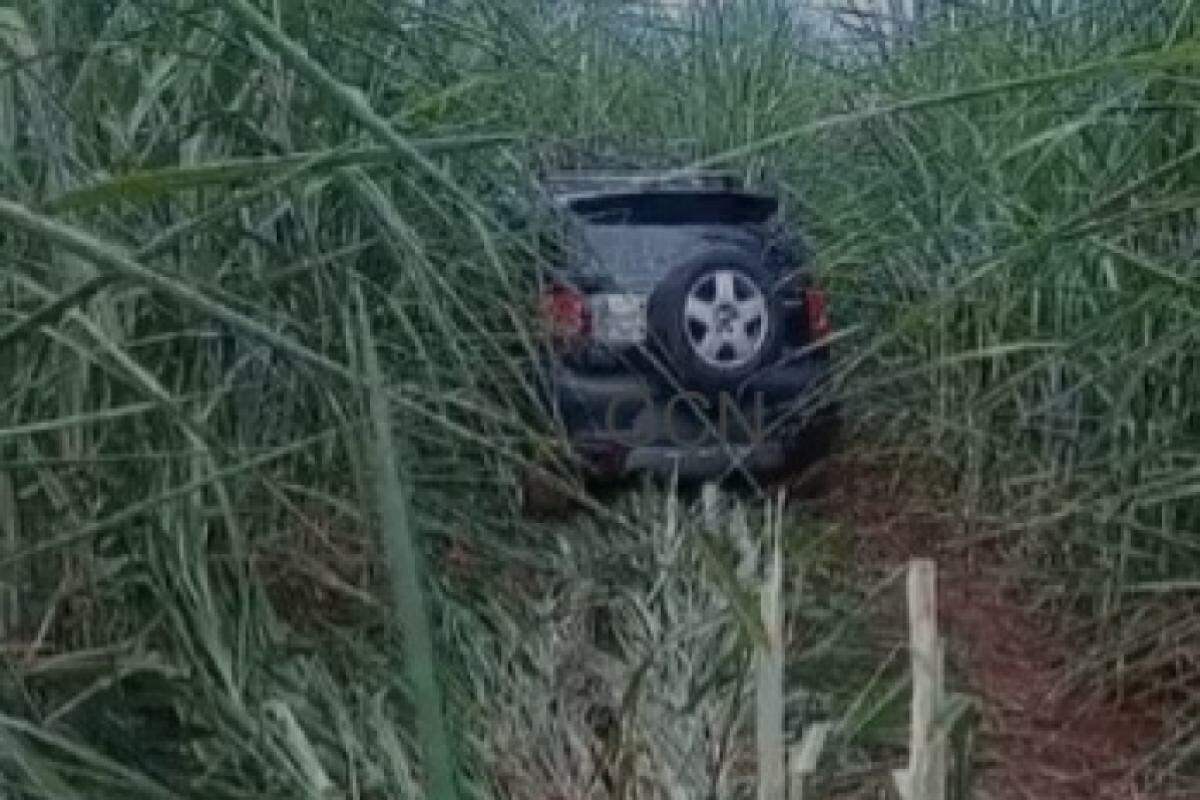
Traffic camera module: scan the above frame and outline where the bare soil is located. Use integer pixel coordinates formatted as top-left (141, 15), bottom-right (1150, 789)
top-left (818, 452), bottom-right (1180, 800)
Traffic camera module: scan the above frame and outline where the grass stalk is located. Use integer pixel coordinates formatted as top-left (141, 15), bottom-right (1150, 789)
top-left (354, 283), bottom-right (457, 800)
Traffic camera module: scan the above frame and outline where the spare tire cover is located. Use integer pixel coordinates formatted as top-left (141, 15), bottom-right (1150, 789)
top-left (648, 246), bottom-right (783, 394)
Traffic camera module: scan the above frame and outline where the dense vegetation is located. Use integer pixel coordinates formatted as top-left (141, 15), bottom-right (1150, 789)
top-left (1, 0), bottom-right (1198, 797)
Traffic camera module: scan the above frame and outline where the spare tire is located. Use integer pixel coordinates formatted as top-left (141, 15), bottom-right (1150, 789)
top-left (648, 247), bottom-right (783, 394)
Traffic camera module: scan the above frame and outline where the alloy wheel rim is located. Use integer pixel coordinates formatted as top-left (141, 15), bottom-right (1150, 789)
top-left (683, 269), bottom-right (768, 369)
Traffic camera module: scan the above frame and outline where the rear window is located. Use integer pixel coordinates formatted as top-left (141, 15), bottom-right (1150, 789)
top-left (564, 191), bottom-right (777, 289)
top-left (573, 226), bottom-right (753, 289)
top-left (567, 190), bottom-right (777, 226)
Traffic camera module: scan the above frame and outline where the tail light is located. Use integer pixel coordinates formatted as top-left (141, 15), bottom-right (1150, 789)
top-left (538, 282), bottom-right (590, 343)
top-left (803, 286), bottom-right (831, 341)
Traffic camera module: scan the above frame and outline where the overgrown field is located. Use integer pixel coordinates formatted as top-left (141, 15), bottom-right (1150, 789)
top-left (2, 0), bottom-right (1198, 797)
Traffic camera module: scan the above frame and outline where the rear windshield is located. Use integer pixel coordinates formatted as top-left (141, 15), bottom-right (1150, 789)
top-left (572, 225), bottom-right (755, 290)
top-left (567, 190), bottom-right (777, 226)
top-left (564, 191), bottom-right (777, 289)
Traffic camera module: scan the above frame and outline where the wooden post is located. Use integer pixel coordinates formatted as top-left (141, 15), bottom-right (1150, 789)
top-left (756, 500), bottom-right (784, 800)
top-left (894, 558), bottom-right (945, 800)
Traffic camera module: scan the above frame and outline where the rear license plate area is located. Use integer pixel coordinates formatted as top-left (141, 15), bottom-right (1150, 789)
top-left (589, 293), bottom-right (647, 345)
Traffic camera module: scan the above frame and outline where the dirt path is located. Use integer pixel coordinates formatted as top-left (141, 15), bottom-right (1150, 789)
top-left (818, 454), bottom-right (1172, 800)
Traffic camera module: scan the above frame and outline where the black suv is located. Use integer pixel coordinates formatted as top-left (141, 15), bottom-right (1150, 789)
top-left (531, 171), bottom-right (838, 485)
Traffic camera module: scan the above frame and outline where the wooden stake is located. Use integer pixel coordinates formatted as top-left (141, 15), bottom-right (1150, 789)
top-left (894, 558), bottom-right (945, 800)
top-left (757, 499), bottom-right (785, 800)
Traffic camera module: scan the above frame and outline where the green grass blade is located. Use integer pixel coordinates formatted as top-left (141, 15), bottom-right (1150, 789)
top-left (354, 282), bottom-right (457, 800)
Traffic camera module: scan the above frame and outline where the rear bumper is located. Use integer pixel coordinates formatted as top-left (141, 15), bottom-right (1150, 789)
top-left (541, 357), bottom-right (838, 480)
top-left (595, 441), bottom-right (788, 480)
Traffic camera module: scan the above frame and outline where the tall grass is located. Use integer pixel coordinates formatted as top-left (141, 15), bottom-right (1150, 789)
top-left (806, 0), bottom-right (1200, 786)
top-left (1, 0), bottom-right (1199, 796)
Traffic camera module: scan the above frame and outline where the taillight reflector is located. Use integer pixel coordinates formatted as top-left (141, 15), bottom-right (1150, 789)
top-left (538, 284), bottom-right (589, 340)
top-left (804, 287), bottom-right (831, 341)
